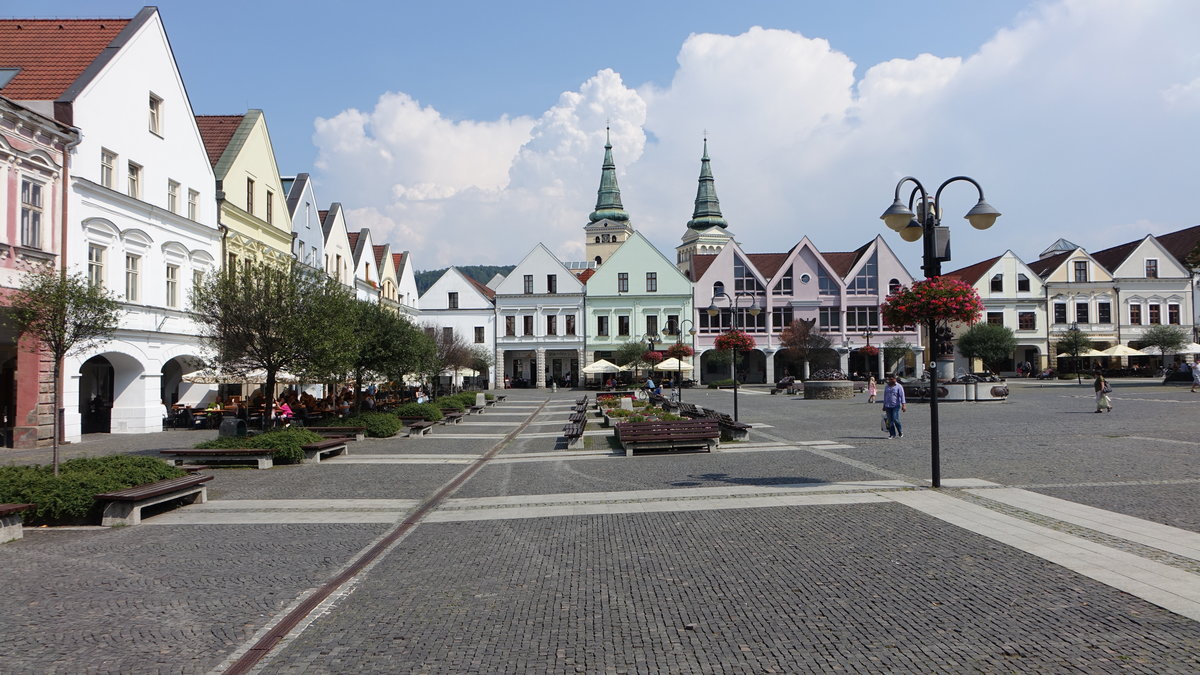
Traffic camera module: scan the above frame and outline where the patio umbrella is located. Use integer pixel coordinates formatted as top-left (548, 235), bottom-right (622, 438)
top-left (654, 358), bottom-right (694, 372)
top-left (1170, 342), bottom-right (1200, 355)
top-left (1099, 344), bottom-right (1145, 357)
top-left (581, 359), bottom-right (621, 374)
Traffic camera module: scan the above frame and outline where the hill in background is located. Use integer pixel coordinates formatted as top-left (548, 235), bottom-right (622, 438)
top-left (414, 265), bottom-right (515, 295)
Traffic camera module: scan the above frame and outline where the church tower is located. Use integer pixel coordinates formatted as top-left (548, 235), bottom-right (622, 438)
top-left (584, 128), bottom-right (634, 267)
top-left (676, 137), bottom-right (734, 277)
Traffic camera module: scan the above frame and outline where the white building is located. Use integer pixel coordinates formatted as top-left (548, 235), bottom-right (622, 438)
top-left (493, 244), bottom-right (585, 388)
top-left (418, 268), bottom-right (497, 388)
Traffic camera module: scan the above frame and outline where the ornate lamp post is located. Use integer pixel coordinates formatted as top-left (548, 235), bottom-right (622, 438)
top-left (673, 318), bottom-right (697, 403)
top-left (880, 176), bottom-right (1000, 488)
top-left (860, 327), bottom-right (875, 378)
top-left (707, 291), bottom-right (762, 422)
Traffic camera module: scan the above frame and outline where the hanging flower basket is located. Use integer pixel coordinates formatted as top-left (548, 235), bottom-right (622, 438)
top-left (642, 350), bottom-right (664, 364)
top-left (715, 329), bottom-right (757, 352)
top-left (857, 344), bottom-right (880, 357)
top-left (665, 343), bottom-right (695, 360)
top-left (881, 277), bottom-right (984, 328)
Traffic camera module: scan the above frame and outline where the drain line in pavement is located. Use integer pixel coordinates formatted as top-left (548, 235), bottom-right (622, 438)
top-left (219, 398), bottom-right (549, 675)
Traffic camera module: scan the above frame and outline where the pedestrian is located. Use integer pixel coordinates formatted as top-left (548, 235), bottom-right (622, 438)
top-left (881, 373), bottom-right (906, 438)
top-left (1094, 373), bottom-right (1112, 413)
top-left (867, 375), bottom-right (877, 403)
top-left (1191, 361), bottom-right (1200, 393)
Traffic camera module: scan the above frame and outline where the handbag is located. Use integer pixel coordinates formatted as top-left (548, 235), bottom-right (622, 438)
top-left (1101, 382), bottom-right (1112, 394)
top-left (880, 412), bottom-right (888, 432)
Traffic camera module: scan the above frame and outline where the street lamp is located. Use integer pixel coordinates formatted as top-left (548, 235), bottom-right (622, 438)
top-left (673, 318), bottom-right (697, 403)
top-left (880, 175), bottom-right (1000, 488)
top-left (707, 291), bottom-right (762, 421)
top-left (860, 327), bottom-right (875, 379)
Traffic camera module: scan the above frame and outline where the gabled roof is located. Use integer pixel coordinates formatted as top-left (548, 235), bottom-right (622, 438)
top-left (318, 209), bottom-right (329, 224)
top-left (1151, 224), bottom-right (1200, 266)
top-left (346, 231), bottom-right (360, 254)
top-left (1090, 239), bottom-right (1142, 273)
top-left (690, 254), bottom-right (717, 282)
top-left (0, 17), bottom-right (132, 101)
top-left (392, 252), bottom-right (405, 275)
top-left (284, 173), bottom-right (310, 218)
top-left (465, 274), bottom-right (496, 300)
top-left (373, 244), bottom-right (387, 269)
top-left (195, 114), bottom-right (244, 168)
top-left (1027, 250), bottom-right (1069, 278)
top-left (944, 255), bottom-right (1002, 286)
top-left (577, 268), bottom-right (596, 284)
top-left (821, 241), bottom-right (872, 278)
top-left (747, 253), bottom-right (788, 279)
top-left (1039, 238), bottom-right (1080, 259)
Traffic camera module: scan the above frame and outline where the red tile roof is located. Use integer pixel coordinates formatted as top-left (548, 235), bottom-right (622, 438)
top-left (0, 19), bottom-right (130, 101)
top-left (465, 274), bottom-right (496, 300)
top-left (195, 115), bottom-right (243, 167)
top-left (1144, 224), bottom-right (1200, 267)
top-left (576, 268), bottom-right (596, 284)
top-left (1089, 240), bottom-right (1141, 274)
top-left (392, 252), bottom-right (405, 273)
top-left (1027, 251), bottom-right (1069, 278)
top-left (690, 254), bottom-right (717, 281)
top-left (318, 209), bottom-right (329, 224)
top-left (373, 244), bottom-right (387, 269)
top-left (944, 255), bottom-right (1001, 286)
top-left (346, 231), bottom-right (360, 252)
top-left (747, 253), bottom-right (788, 280)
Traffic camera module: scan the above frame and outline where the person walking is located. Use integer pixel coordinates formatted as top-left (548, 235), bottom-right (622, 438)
top-left (1094, 373), bottom-right (1113, 412)
top-left (1191, 361), bottom-right (1200, 393)
top-left (882, 373), bottom-right (907, 438)
top-left (867, 376), bottom-right (877, 403)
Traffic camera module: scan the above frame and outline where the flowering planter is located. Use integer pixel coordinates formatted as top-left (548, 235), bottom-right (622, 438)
top-left (803, 380), bottom-right (853, 400)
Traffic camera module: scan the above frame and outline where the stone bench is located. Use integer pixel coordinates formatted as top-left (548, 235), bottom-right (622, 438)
top-left (495, 395), bottom-right (506, 403)
top-left (303, 426), bottom-right (367, 441)
top-left (406, 420), bottom-right (435, 437)
top-left (302, 439), bottom-right (349, 463)
top-left (95, 475), bottom-right (213, 527)
top-left (440, 412), bottom-right (465, 425)
top-left (614, 419), bottom-right (719, 457)
top-left (468, 405), bottom-right (485, 414)
top-left (161, 448), bottom-right (274, 469)
top-left (0, 503), bottom-right (35, 542)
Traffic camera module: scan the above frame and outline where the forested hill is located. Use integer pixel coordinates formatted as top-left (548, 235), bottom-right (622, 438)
top-left (414, 265), bottom-right (515, 294)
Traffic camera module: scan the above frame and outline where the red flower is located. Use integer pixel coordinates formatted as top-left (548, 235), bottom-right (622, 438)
top-left (715, 329), bottom-right (757, 352)
top-left (643, 350), bottom-right (664, 364)
top-left (881, 276), bottom-right (983, 328)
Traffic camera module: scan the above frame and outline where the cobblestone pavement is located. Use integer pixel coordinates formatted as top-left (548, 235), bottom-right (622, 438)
top-left (0, 382), bottom-right (1197, 672)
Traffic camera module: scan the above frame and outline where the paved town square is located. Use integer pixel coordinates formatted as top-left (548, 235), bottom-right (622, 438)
top-left (2, 380), bottom-right (1198, 673)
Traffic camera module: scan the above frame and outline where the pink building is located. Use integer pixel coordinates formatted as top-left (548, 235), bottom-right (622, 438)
top-left (0, 95), bottom-right (79, 447)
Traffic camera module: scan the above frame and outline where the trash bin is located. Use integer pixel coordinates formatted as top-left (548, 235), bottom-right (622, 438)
top-left (219, 417), bottom-right (247, 437)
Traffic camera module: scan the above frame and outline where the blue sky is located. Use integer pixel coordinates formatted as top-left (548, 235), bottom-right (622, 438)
top-left (15, 1), bottom-right (1200, 274)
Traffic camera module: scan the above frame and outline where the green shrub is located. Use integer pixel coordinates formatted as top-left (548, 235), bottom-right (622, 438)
top-left (194, 428), bottom-right (322, 465)
top-left (434, 397), bottom-right (465, 412)
top-left (0, 455), bottom-right (185, 525)
top-left (326, 412), bottom-right (402, 437)
top-left (606, 408), bottom-right (634, 418)
top-left (485, 393), bottom-right (495, 401)
top-left (393, 402), bottom-right (443, 421)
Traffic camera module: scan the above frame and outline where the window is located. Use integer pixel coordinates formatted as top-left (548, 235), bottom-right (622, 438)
top-left (20, 179), bottom-right (42, 249)
top-left (148, 94), bottom-right (163, 135)
top-left (1149, 304), bottom-right (1161, 324)
top-left (617, 315), bottom-right (630, 336)
top-left (845, 306), bottom-right (879, 330)
top-left (1145, 259), bottom-right (1158, 279)
top-left (523, 315), bottom-right (533, 335)
top-left (819, 307), bottom-right (840, 329)
top-left (733, 255), bottom-right (763, 293)
top-left (847, 253), bottom-right (878, 295)
top-left (773, 268), bottom-right (793, 296)
top-left (1073, 261), bottom-right (1088, 282)
top-left (1018, 312), bottom-right (1036, 331)
top-left (1097, 302), bottom-right (1111, 324)
top-left (265, 190), bottom-right (274, 224)
top-left (474, 327), bottom-right (485, 343)
top-left (618, 273), bottom-right (629, 293)
top-left (990, 274), bottom-right (1003, 293)
top-left (1169, 303), bottom-right (1181, 325)
top-left (646, 272), bottom-right (657, 293)
top-left (712, 281), bottom-right (725, 297)
top-left (666, 315), bottom-right (679, 335)
top-left (1054, 303), bottom-right (1067, 324)
top-left (505, 316), bottom-right (515, 336)
top-left (987, 312), bottom-right (1004, 326)
top-left (167, 180), bottom-right (180, 213)
top-left (547, 274), bottom-right (557, 294)
top-left (1129, 304), bottom-right (1142, 325)
top-left (448, 292), bottom-right (459, 309)
top-left (1075, 302), bottom-right (1088, 324)
top-left (597, 316), bottom-right (609, 337)
top-left (125, 254), bottom-right (140, 302)
top-left (566, 314), bottom-right (576, 335)
top-left (188, 189), bottom-right (199, 220)
top-left (101, 149), bottom-right (116, 188)
top-left (547, 315), bottom-right (558, 336)
top-left (772, 306), bottom-right (794, 330)
top-left (246, 178), bottom-right (255, 215)
top-left (443, 327), bottom-right (453, 343)
top-left (818, 267), bottom-right (838, 295)
top-left (165, 264), bottom-right (179, 308)
top-left (646, 315), bottom-right (658, 336)
top-left (1017, 274), bottom-right (1030, 292)
top-left (888, 278), bottom-right (902, 295)
top-left (193, 269), bottom-right (204, 295)
top-left (87, 245), bottom-right (105, 287)
top-left (738, 308), bottom-right (767, 332)
top-left (423, 326), bottom-right (436, 339)
top-left (523, 275), bottom-right (533, 294)
top-left (227, 253), bottom-right (238, 279)
top-left (127, 162), bottom-right (142, 199)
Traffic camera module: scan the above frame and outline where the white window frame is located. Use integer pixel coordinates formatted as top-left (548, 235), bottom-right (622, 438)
top-left (127, 161), bottom-right (142, 199)
top-left (125, 254), bottom-right (141, 302)
top-left (149, 93), bottom-right (163, 136)
top-left (165, 264), bottom-right (179, 308)
top-left (88, 245), bottom-right (106, 288)
top-left (187, 189), bottom-right (199, 220)
top-left (100, 149), bottom-right (116, 189)
top-left (167, 180), bottom-right (180, 213)
top-left (20, 178), bottom-right (43, 249)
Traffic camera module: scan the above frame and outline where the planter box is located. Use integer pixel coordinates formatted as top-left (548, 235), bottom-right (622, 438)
top-left (803, 380), bottom-right (853, 400)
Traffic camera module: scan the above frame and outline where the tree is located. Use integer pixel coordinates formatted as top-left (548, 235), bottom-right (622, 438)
top-left (419, 325), bottom-right (472, 395)
top-left (956, 323), bottom-right (1018, 374)
top-left (1055, 326), bottom-right (1093, 383)
top-left (614, 340), bottom-right (650, 378)
top-left (778, 318), bottom-right (835, 378)
top-left (883, 336), bottom-right (913, 375)
top-left (1139, 324), bottom-right (1189, 365)
top-left (191, 261), bottom-right (354, 426)
top-left (7, 269), bottom-right (122, 475)
top-left (341, 302), bottom-right (427, 412)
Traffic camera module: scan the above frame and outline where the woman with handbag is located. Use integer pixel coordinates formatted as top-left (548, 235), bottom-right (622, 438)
top-left (1094, 373), bottom-right (1113, 413)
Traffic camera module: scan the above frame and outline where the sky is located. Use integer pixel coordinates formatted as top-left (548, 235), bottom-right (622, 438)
top-left (15, 1), bottom-right (1200, 275)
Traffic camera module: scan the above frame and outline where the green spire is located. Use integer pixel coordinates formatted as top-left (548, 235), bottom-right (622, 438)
top-left (687, 137), bottom-right (727, 230)
top-left (588, 127), bottom-right (629, 223)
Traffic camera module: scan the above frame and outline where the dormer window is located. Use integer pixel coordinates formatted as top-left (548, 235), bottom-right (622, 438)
top-left (1145, 259), bottom-right (1158, 278)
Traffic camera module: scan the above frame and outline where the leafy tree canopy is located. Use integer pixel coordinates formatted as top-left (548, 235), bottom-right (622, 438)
top-left (956, 322), bottom-right (1017, 373)
top-left (1138, 324), bottom-right (1190, 357)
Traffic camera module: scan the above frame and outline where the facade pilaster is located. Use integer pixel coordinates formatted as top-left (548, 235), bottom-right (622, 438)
top-left (535, 348), bottom-right (546, 389)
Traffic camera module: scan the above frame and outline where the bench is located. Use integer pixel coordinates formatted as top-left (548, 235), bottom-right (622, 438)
top-left (702, 410), bottom-right (753, 441)
top-left (303, 426), bottom-right (367, 441)
top-left (575, 396), bottom-right (588, 407)
top-left (0, 503), bottom-right (35, 542)
top-left (440, 412), bottom-right (465, 425)
top-left (562, 420), bottom-right (585, 449)
top-left (301, 439), bottom-right (349, 463)
top-left (161, 447), bottom-right (275, 469)
top-left (495, 395), bottom-right (507, 403)
top-left (406, 420), bottom-right (435, 437)
top-left (468, 405), bottom-right (485, 414)
top-left (95, 475), bottom-right (213, 527)
top-left (614, 419), bottom-right (720, 456)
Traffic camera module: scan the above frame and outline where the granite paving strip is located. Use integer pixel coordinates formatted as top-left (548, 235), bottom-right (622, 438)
top-left (884, 489), bottom-right (1200, 622)
top-left (326, 454), bottom-right (477, 464)
top-left (143, 499), bottom-right (421, 526)
top-left (966, 487), bottom-right (1200, 562)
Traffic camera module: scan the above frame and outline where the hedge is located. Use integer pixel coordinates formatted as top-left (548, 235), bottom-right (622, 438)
top-left (392, 402), bottom-right (444, 421)
top-left (194, 428), bottom-right (323, 464)
top-left (323, 412), bottom-right (402, 437)
top-left (0, 455), bottom-right (186, 525)
top-left (432, 397), bottom-right (465, 412)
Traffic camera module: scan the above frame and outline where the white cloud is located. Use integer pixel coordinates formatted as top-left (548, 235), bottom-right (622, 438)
top-left (313, 0), bottom-right (1200, 274)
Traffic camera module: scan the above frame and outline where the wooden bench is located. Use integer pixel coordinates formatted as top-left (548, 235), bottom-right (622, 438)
top-left (303, 426), bottom-right (367, 441)
top-left (95, 475), bottom-right (213, 527)
top-left (0, 503), bottom-right (35, 542)
top-left (440, 412), bottom-right (465, 425)
top-left (161, 447), bottom-right (274, 470)
top-left (301, 439), bottom-right (349, 463)
top-left (614, 419), bottom-right (719, 456)
top-left (703, 410), bottom-right (753, 441)
top-left (406, 420), bottom-right (435, 437)
top-left (562, 420), bottom-right (585, 449)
